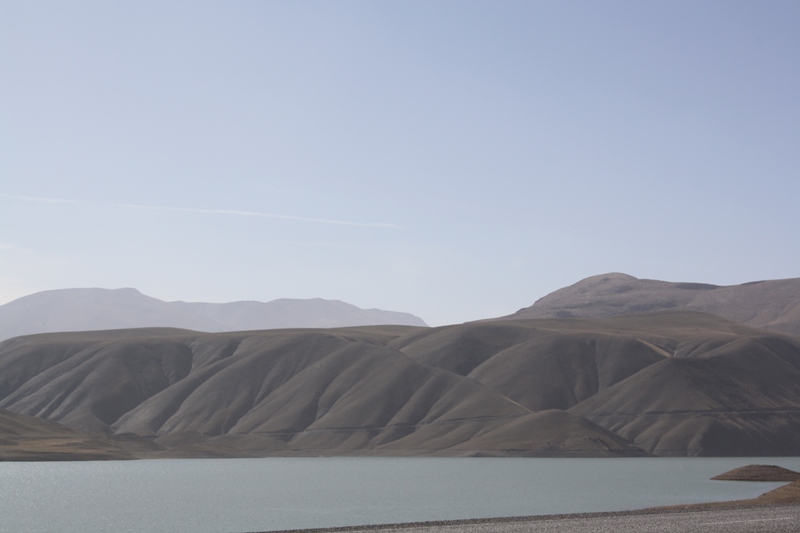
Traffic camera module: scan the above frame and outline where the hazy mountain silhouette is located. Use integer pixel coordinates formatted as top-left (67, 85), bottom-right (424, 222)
top-left (504, 273), bottom-right (800, 335)
top-left (2, 311), bottom-right (799, 459)
top-left (0, 288), bottom-right (427, 341)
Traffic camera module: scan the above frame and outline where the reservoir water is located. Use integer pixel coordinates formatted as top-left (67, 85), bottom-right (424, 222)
top-left (1, 457), bottom-right (798, 533)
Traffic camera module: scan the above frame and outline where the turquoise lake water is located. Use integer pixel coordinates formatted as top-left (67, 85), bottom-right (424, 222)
top-left (1, 457), bottom-right (798, 533)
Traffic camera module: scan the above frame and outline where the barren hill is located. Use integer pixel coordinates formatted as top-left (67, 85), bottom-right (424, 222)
top-left (0, 288), bottom-right (427, 341)
top-left (0, 408), bottom-right (139, 460)
top-left (2, 311), bottom-right (799, 459)
top-left (504, 273), bottom-right (800, 335)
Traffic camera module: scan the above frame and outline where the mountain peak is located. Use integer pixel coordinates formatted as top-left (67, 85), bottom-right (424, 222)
top-left (507, 274), bottom-right (800, 334)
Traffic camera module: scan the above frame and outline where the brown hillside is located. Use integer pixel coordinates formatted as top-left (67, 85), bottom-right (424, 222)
top-left (0, 408), bottom-right (139, 460)
top-left (1, 312), bottom-right (799, 459)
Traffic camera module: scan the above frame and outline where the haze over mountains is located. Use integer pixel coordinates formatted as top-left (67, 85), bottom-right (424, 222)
top-left (1, 273), bottom-right (799, 460)
top-left (0, 288), bottom-right (427, 341)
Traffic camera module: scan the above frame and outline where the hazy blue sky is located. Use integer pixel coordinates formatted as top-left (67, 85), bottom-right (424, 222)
top-left (2, 1), bottom-right (799, 326)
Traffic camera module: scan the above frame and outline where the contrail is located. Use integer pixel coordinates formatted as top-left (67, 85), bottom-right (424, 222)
top-left (1, 194), bottom-right (403, 229)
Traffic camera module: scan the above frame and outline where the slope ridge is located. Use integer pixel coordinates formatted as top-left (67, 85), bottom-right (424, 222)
top-left (569, 334), bottom-right (800, 455)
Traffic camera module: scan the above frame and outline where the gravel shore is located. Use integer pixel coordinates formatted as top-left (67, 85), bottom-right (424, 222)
top-left (257, 502), bottom-right (800, 533)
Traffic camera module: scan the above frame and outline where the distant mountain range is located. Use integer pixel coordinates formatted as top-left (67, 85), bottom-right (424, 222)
top-left (503, 273), bottom-right (800, 335)
top-left (0, 288), bottom-right (427, 341)
top-left (1, 273), bottom-right (799, 460)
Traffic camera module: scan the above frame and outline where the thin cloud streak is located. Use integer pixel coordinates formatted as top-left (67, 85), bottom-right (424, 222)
top-left (2, 194), bottom-right (404, 229)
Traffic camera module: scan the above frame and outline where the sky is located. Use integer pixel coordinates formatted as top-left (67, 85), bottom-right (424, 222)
top-left (1, 1), bottom-right (799, 326)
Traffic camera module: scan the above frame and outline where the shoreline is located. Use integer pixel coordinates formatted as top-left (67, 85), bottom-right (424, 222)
top-left (257, 477), bottom-right (800, 533)
top-left (259, 501), bottom-right (800, 533)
